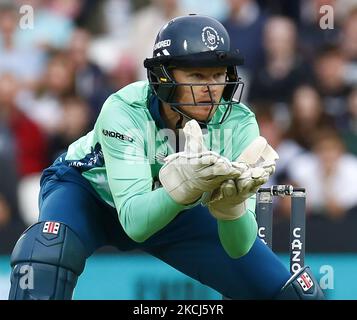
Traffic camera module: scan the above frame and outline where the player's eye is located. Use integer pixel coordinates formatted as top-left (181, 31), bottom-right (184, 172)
top-left (189, 73), bottom-right (204, 80)
top-left (214, 72), bottom-right (226, 81)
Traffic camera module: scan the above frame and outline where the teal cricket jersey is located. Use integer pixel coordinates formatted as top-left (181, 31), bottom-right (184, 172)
top-left (64, 80), bottom-right (259, 257)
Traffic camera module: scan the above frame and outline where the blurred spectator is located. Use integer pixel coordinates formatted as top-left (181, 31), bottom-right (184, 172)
top-left (257, 0), bottom-right (300, 22)
top-left (128, 0), bottom-right (183, 80)
top-left (313, 44), bottom-right (352, 127)
top-left (0, 73), bottom-right (48, 227)
top-left (74, 0), bottom-right (106, 34)
top-left (48, 96), bottom-right (92, 161)
top-left (14, 0), bottom-right (75, 50)
top-left (340, 88), bottom-right (357, 155)
top-left (254, 105), bottom-right (304, 187)
top-left (286, 85), bottom-right (334, 150)
top-left (0, 73), bottom-right (48, 176)
top-left (85, 1), bottom-right (133, 74)
top-left (341, 6), bottom-right (357, 63)
top-left (68, 28), bottom-right (111, 120)
top-left (0, 1), bottom-right (45, 88)
top-left (109, 53), bottom-right (138, 91)
top-left (18, 51), bottom-right (75, 135)
top-left (47, 0), bottom-right (84, 20)
top-left (286, 128), bottom-right (357, 220)
top-left (102, 0), bottom-right (132, 39)
top-left (298, 0), bottom-right (340, 61)
top-left (222, 0), bottom-right (267, 73)
top-left (340, 6), bottom-right (357, 87)
top-left (248, 16), bottom-right (312, 108)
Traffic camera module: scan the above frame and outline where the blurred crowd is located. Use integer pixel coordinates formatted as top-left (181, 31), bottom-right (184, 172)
top-left (0, 0), bottom-right (356, 253)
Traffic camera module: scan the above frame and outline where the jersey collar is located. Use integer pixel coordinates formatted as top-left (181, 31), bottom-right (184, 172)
top-left (148, 95), bottom-right (167, 129)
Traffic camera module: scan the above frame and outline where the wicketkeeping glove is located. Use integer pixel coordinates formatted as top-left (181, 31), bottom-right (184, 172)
top-left (159, 120), bottom-right (245, 205)
top-left (202, 136), bottom-right (279, 220)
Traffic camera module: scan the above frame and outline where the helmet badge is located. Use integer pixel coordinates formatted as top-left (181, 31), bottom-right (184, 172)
top-left (201, 26), bottom-right (220, 50)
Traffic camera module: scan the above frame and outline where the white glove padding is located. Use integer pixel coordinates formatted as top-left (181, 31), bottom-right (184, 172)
top-left (205, 167), bottom-right (269, 220)
top-left (159, 120), bottom-right (245, 205)
top-left (203, 136), bottom-right (279, 220)
top-left (235, 136), bottom-right (279, 174)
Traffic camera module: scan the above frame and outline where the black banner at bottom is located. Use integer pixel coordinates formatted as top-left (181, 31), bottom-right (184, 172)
top-left (1, 299), bottom-right (336, 318)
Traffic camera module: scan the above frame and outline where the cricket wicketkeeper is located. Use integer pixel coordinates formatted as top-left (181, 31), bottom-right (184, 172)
top-left (9, 14), bottom-right (324, 300)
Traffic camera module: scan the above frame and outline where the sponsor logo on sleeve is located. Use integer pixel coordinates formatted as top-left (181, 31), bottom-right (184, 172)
top-left (102, 129), bottom-right (134, 142)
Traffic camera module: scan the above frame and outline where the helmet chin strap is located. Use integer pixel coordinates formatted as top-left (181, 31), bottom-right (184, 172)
top-left (175, 112), bottom-right (184, 130)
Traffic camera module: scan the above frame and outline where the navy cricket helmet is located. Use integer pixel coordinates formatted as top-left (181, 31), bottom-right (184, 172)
top-left (144, 14), bottom-right (245, 125)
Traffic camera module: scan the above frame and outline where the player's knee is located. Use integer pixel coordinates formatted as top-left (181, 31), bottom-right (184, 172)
top-left (9, 221), bottom-right (87, 300)
top-left (274, 266), bottom-right (325, 300)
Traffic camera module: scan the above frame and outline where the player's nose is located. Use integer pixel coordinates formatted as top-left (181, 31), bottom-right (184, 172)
top-left (201, 83), bottom-right (218, 99)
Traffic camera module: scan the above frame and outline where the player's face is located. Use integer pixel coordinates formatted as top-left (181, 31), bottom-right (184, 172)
top-left (172, 67), bottom-right (227, 121)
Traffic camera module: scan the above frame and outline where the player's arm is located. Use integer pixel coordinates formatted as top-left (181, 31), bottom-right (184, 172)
top-left (98, 98), bottom-right (188, 243)
top-left (214, 111), bottom-right (265, 258)
top-left (98, 100), bottom-right (241, 243)
top-left (217, 196), bottom-right (258, 258)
